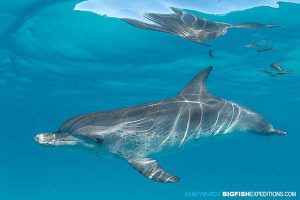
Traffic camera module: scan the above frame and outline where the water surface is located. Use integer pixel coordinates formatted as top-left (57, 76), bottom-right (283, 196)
top-left (0, 1), bottom-right (299, 199)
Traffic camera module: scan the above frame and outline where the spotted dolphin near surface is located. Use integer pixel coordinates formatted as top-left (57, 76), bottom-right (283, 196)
top-left (35, 66), bottom-right (286, 183)
top-left (123, 7), bottom-right (280, 46)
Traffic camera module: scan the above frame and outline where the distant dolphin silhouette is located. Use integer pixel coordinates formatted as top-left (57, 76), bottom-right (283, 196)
top-left (257, 47), bottom-right (276, 53)
top-left (35, 67), bottom-right (286, 183)
top-left (123, 7), bottom-right (280, 46)
top-left (258, 69), bottom-right (276, 77)
top-left (270, 63), bottom-right (293, 75)
top-left (209, 49), bottom-right (214, 58)
top-left (244, 40), bottom-right (268, 48)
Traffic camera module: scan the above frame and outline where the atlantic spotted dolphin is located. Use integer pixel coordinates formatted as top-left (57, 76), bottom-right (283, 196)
top-left (123, 7), bottom-right (279, 46)
top-left (35, 67), bottom-right (286, 183)
top-left (270, 63), bottom-right (293, 75)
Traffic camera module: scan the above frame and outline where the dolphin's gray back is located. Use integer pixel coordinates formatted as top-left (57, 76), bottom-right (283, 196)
top-left (59, 67), bottom-right (245, 158)
top-left (59, 96), bottom-right (242, 158)
top-left (59, 100), bottom-right (176, 134)
top-left (58, 99), bottom-right (182, 157)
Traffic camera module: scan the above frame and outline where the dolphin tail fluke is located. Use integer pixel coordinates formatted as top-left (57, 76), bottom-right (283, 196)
top-left (127, 157), bottom-right (179, 183)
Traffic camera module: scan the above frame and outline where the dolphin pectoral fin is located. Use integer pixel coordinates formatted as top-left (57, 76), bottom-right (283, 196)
top-left (127, 157), bottom-right (180, 183)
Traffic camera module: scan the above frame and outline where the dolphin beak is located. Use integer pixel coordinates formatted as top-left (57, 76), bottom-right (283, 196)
top-left (35, 133), bottom-right (56, 145)
top-left (270, 128), bottom-right (286, 135)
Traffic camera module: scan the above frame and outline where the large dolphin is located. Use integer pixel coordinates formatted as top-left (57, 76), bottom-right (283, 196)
top-left (123, 7), bottom-right (279, 46)
top-left (35, 66), bottom-right (286, 183)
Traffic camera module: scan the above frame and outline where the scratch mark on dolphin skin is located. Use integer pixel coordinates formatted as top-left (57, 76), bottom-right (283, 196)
top-left (165, 176), bottom-right (172, 182)
top-left (160, 107), bottom-right (182, 147)
top-left (149, 169), bottom-right (160, 179)
top-left (186, 101), bottom-right (203, 142)
top-left (195, 102), bottom-right (204, 139)
top-left (215, 101), bottom-right (230, 134)
top-left (212, 102), bottom-right (226, 135)
top-left (177, 100), bottom-right (209, 105)
top-left (224, 103), bottom-right (235, 133)
top-left (225, 104), bottom-right (241, 133)
top-left (180, 106), bottom-right (191, 146)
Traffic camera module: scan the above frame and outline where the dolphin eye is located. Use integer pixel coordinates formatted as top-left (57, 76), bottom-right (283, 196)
top-left (96, 138), bottom-right (104, 144)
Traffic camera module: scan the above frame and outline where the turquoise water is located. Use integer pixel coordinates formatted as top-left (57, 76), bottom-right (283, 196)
top-left (1, 1), bottom-right (299, 199)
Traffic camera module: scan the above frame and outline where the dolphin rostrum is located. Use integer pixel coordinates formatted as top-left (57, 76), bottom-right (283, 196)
top-left (35, 67), bottom-right (286, 183)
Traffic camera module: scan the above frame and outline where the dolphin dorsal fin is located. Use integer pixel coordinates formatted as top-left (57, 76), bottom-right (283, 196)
top-left (177, 66), bottom-right (213, 98)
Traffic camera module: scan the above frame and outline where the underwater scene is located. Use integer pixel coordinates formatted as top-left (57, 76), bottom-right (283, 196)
top-left (1, 0), bottom-right (300, 199)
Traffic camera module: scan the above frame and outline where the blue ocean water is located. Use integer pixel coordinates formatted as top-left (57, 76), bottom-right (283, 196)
top-left (0, 1), bottom-right (299, 199)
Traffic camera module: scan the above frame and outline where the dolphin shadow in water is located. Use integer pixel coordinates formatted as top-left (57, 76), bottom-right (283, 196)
top-left (123, 7), bottom-right (280, 46)
top-left (258, 63), bottom-right (293, 77)
top-left (258, 69), bottom-right (276, 77)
